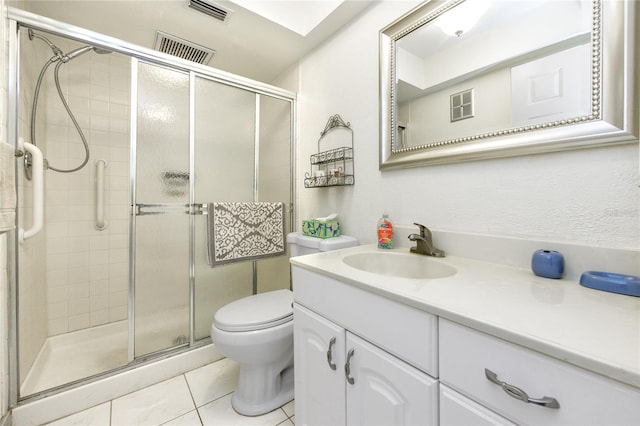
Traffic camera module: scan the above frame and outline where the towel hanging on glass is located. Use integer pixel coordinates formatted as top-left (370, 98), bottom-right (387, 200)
top-left (207, 202), bottom-right (286, 267)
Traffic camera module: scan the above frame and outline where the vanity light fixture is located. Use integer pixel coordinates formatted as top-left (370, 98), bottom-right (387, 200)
top-left (435, 0), bottom-right (490, 37)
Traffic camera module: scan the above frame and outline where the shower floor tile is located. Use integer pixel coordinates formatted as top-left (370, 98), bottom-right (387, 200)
top-left (44, 358), bottom-right (295, 426)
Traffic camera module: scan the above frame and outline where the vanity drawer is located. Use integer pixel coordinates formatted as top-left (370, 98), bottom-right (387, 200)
top-left (439, 319), bottom-right (640, 425)
top-left (292, 266), bottom-right (438, 377)
top-left (440, 384), bottom-right (516, 426)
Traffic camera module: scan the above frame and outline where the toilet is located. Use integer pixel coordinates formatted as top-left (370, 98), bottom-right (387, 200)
top-left (211, 232), bottom-right (358, 416)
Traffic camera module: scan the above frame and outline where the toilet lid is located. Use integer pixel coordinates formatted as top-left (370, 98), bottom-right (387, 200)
top-left (214, 289), bottom-right (293, 332)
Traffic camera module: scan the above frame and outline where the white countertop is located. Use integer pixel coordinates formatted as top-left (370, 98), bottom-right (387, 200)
top-left (290, 244), bottom-right (640, 389)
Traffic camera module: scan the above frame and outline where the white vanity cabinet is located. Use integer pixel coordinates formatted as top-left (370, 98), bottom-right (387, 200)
top-left (294, 304), bottom-right (439, 426)
top-left (292, 266), bottom-right (439, 426)
top-left (293, 304), bottom-right (345, 426)
top-left (291, 258), bottom-right (640, 426)
top-left (439, 319), bottom-right (640, 425)
top-left (440, 384), bottom-right (516, 426)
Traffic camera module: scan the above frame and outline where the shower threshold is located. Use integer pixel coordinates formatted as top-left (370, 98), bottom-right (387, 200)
top-left (20, 321), bottom-right (128, 396)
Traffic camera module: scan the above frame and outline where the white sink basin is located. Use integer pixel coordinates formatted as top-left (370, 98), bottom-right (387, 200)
top-left (342, 251), bottom-right (457, 279)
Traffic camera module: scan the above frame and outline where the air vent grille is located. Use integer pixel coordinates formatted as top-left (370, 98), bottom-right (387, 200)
top-left (153, 31), bottom-right (215, 65)
top-left (188, 0), bottom-right (230, 22)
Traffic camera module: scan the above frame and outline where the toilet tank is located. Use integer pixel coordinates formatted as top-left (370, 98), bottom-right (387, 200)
top-left (287, 232), bottom-right (358, 257)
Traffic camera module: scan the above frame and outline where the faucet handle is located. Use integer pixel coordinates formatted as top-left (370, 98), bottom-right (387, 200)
top-left (413, 222), bottom-right (428, 238)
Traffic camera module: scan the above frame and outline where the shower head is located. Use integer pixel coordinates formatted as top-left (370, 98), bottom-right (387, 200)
top-left (62, 45), bottom-right (93, 61)
top-left (62, 45), bottom-right (112, 62)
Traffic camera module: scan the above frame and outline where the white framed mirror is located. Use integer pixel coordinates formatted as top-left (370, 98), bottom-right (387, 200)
top-left (379, 0), bottom-right (639, 169)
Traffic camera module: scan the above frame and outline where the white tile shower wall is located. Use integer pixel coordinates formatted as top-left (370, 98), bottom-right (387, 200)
top-left (38, 39), bottom-right (131, 335)
top-left (17, 29), bottom-right (49, 386)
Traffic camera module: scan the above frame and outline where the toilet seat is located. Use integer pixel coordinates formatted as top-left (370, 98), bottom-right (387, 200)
top-left (214, 289), bottom-right (293, 332)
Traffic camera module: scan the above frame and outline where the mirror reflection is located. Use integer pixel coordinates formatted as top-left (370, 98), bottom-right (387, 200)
top-left (393, 0), bottom-right (594, 151)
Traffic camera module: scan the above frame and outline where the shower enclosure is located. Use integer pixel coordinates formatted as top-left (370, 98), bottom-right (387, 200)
top-left (7, 9), bottom-right (295, 403)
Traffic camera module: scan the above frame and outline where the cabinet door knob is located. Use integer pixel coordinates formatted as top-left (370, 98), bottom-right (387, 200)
top-left (485, 369), bottom-right (560, 409)
top-left (345, 348), bottom-right (356, 384)
top-left (326, 337), bottom-right (337, 371)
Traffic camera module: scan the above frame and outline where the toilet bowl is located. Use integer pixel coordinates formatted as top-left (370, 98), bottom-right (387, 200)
top-left (211, 289), bottom-right (294, 416)
top-left (211, 232), bottom-right (358, 416)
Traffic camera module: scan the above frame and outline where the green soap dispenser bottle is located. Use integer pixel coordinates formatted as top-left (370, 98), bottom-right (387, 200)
top-left (377, 213), bottom-right (393, 249)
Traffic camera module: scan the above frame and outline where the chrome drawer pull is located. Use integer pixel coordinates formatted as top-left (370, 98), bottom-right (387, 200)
top-left (345, 349), bottom-right (355, 384)
top-left (326, 337), bottom-right (337, 370)
top-left (485, 369), bottom-right (560, 409)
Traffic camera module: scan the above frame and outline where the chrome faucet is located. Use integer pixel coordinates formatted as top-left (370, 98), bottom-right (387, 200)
top-left (408, 223), bottom-right (445, 257)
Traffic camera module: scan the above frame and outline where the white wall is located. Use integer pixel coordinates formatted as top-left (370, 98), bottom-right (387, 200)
top-left (294, 0), bottom-right (639, 250)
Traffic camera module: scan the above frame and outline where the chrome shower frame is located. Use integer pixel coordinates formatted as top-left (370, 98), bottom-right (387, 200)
top-left (6, 6), bottom-right (297, 409)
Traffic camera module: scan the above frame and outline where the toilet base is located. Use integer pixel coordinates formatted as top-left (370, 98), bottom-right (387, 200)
top-left (231, 365), bottom-right (294, 416)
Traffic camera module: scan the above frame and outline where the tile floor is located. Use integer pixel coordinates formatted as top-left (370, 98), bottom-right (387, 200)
top-left (44, 358), bottom-right (295, 426)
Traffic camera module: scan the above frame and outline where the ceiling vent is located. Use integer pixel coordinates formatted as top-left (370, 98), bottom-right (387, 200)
top-left (188, 0), bottom-right (231, 22)
top-left (153, 31), bottom-right (215, 65)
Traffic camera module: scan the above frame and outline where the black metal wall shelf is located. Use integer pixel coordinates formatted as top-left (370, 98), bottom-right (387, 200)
top-left (304, 115), bottom-right (354, 188)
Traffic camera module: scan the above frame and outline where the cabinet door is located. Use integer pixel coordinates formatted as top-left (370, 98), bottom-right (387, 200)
top-left (440, 384), bottom-right (516, 426)
top-left (345, 333), bottom-right (438, 426)
top-left (294, 304), bottom-right (346, 426)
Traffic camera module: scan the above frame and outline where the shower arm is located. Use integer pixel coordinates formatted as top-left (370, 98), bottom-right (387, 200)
top-left (28, 28), bottom-right (63, 60)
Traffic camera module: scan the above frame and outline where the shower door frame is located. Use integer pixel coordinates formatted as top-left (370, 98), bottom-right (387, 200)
top-left (7, 6), bottom-right (297, 406)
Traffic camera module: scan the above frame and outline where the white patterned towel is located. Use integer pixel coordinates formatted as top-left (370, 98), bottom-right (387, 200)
top-left (207, 202), bottom-right (286, 266)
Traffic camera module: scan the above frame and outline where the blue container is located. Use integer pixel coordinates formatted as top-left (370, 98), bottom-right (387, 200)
top-left (531, 249), bottom-right (564, 279)
top-left (580, 271), bottom-right (640, 297)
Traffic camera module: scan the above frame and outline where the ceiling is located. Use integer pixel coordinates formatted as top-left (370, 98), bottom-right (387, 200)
top-left (16, 0), bottom-right (375, 83)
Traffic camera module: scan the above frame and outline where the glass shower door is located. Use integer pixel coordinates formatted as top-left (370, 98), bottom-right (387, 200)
top-left (131, 62), bottom-right (293, 357)
top-left (132, 60), bottom-right (191, 358)
top-left (192, 76), bottom-right (256, 340)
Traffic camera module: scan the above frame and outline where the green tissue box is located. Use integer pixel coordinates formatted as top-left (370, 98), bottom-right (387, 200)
top-left (302, 220), bottom-right (341, 238)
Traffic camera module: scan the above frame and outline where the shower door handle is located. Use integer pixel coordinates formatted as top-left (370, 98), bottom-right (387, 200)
top-left (18, 138), bottom-right (43, 243)
top-left (134, 203), bottom-right (192, 216)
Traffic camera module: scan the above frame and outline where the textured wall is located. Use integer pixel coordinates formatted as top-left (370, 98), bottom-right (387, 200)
top-left (295, 1), bottom-right (639, 251)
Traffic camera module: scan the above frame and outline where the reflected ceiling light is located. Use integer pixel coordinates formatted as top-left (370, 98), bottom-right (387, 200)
top-left (230, 0), bottom-right (344, 36)
top-left (435, 0), bottom-right (490, 37)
